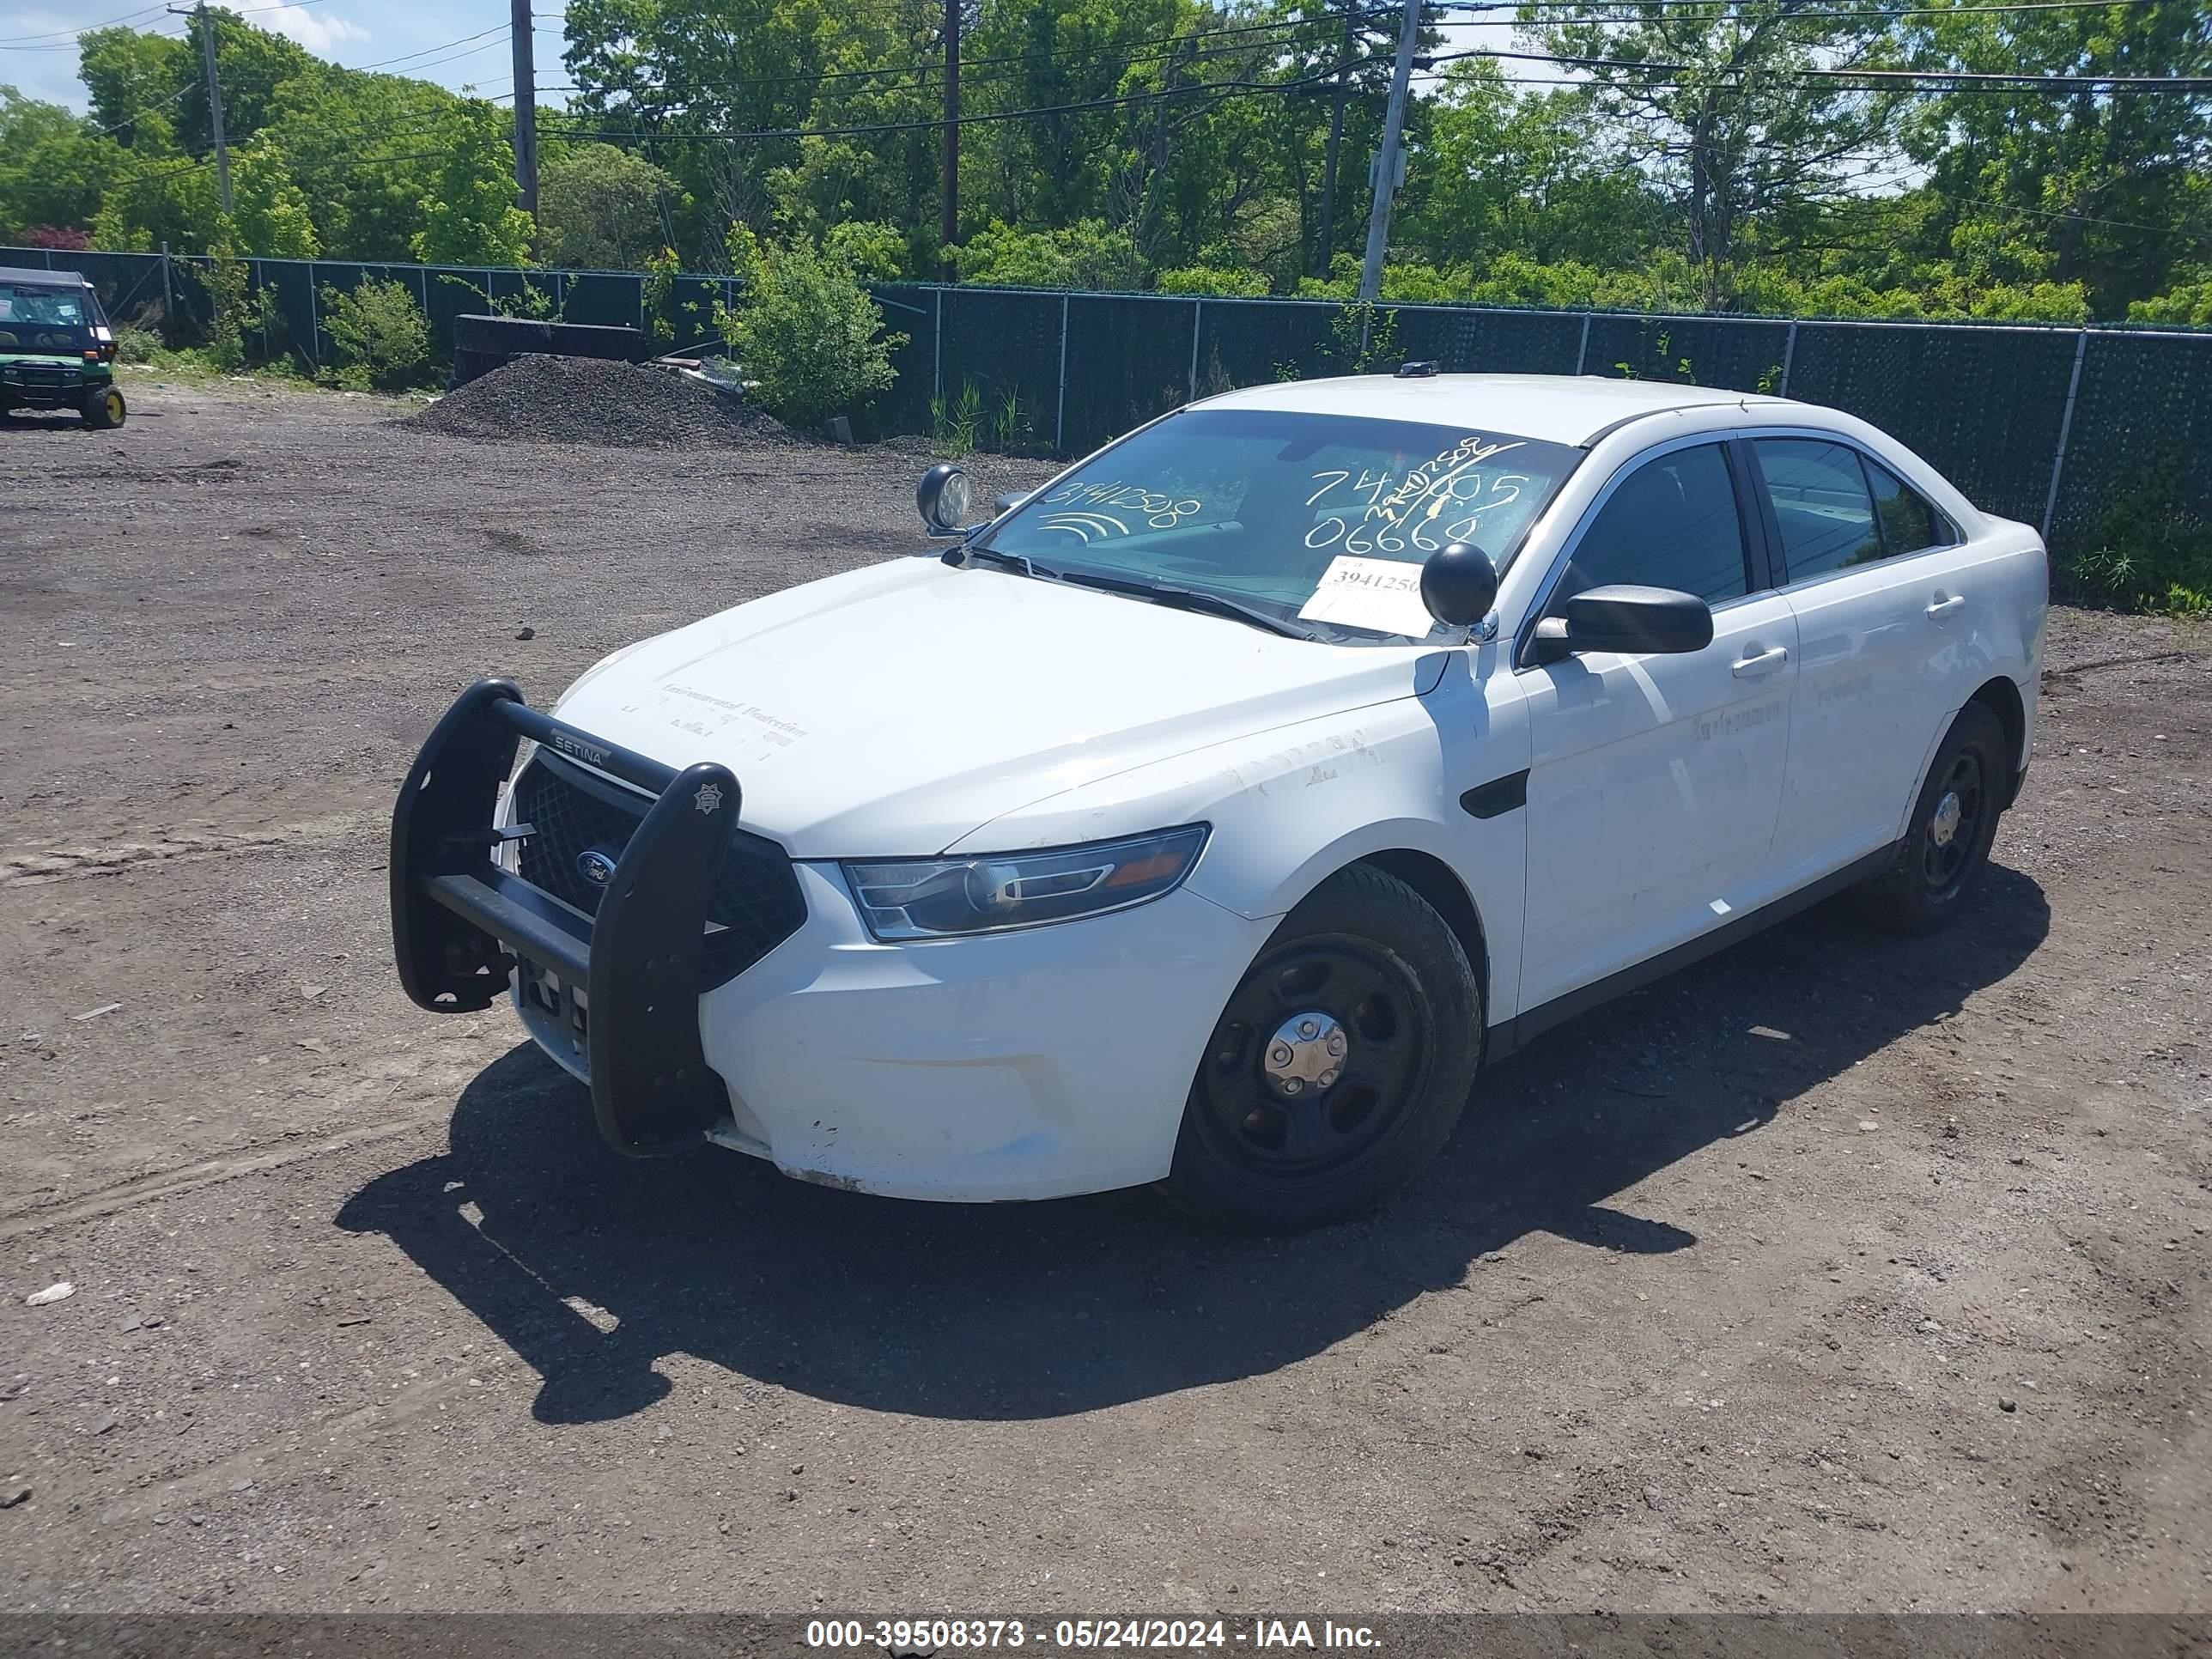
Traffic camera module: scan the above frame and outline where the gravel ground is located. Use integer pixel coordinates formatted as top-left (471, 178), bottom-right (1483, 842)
top-left (0, 373), bottom-right (2205, 1616)
top-left (410, 356), bottom-right (794, 449)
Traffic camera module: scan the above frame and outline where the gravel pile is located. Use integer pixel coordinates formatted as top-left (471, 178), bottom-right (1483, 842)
top-left (410, 354), bottom-right (793, 449)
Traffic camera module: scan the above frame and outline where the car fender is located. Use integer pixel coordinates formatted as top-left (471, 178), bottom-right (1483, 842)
top-left (946, 646), bottom-right (1536, 1022)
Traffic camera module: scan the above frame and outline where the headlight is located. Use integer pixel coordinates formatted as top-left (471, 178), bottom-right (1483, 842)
top-left (842, 825), bottom-right (1209, 941)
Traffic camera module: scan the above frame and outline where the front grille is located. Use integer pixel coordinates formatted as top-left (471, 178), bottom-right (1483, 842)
top-left (510, 749), bottom-right (805, 988)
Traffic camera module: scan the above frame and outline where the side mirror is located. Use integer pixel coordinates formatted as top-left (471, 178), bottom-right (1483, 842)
top-left (1419, 542), bottom-right (1498, 629)
top-left (993, 489), bottom-right (1035, 516)
top-left (1531, 583), bottom-right (1714, 662)
top-left (916, 463), bottom-right (973, 536)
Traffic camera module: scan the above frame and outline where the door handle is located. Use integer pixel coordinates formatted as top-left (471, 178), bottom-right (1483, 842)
top-left (1926, 593), bottom-right (1966, 621)
top-left (1732, 644), bottom-right (1790, 678)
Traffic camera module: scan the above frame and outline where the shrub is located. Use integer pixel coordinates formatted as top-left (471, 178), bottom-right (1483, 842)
top-left (1155, 265), bottom-right (1269, 297)
top-left (949, 220), bottom-right (1143, 291)
top-left (930, 380), bottom-right (981, 457)
top-left (714, 224), bottom-right (906, 430)
top-left (319, 277), bottom-right (430, 392)
top-left (110, 322), bottom-right (162, 364)
top-left (197, 242), bottom-right (252, 372)
top-left (2056, 459), bottom-right (2212, 618)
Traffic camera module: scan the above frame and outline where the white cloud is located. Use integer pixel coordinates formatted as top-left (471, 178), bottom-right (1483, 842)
top-left (259, 5), bottom-right (368, 57)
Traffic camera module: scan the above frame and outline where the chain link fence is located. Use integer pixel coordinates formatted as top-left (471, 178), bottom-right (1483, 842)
top-left (12, 245), bottom-right (2209, 564)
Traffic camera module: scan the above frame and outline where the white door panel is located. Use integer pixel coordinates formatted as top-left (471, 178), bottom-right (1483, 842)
top-left (1519, 595), bottom-right (1799, 1010)
top-left (1775, 555), bottom-right (1949, 878)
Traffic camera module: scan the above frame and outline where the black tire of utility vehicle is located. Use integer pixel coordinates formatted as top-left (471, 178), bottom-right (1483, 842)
top-left (1164, 864), bottom-right (1481, 1232)
top-left (1859, 701), bottom-right (2008, 935)
top-left (82, 386), bottom-right (125, 429)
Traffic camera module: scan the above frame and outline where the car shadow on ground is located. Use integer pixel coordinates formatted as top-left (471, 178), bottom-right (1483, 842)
top-left (337, 864), bottom-right (2049, 1425)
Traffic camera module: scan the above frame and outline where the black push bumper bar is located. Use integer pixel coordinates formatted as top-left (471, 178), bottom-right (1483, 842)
top-left (391, 678), bottom-right (738, 1155)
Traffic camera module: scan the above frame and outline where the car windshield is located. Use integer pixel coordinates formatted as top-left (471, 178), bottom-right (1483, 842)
top-left (974, 405), bottom-right (1581, 644)
top-left (0, 283), bottom-right (88, 328)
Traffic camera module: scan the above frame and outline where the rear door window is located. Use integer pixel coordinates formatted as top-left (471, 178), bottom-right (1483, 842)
top-left (1753, 438), bottom-right (1883, 581)
top-left (1559, 442), bottom-right (1750, 606)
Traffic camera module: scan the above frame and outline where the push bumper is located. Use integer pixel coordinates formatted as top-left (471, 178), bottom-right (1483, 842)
top-left (391, 678), bottom-right (742, 1155)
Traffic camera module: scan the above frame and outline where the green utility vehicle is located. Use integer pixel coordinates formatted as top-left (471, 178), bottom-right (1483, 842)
top-left (0, 265), bottom-right (125, 428)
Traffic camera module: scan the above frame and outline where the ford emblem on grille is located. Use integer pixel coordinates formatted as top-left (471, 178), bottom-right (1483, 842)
top-left (577, 848), bottom-right (619, 886)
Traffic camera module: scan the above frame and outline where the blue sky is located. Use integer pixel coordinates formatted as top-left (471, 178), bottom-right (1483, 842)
top-left (0, 0), bottom-right (568, 112)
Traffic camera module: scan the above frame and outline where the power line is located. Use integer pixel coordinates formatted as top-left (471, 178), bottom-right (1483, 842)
top-left (538, 9), bottom-right (1407, 104)
top-left (346, 23), bottom-right (510, 76)
top-left (540, 51), bottom-right (1403, 145)
top-left (86, 77), bottom-right (194, 139)
top-left (0, 3), bottom-right (167, 46)
top-left (2, 23), bottom-right (186, 52)
top-left (1481, 45), bottom-right (2212, 88)
top-left (1, 0), bottom-right (331, 52)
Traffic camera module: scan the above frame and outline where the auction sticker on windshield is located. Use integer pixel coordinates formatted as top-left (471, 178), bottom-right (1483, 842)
top-left (1296, 554), bottom-right (1437, 637)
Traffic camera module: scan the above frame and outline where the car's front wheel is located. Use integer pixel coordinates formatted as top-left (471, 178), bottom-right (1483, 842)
top-left (1164, 864), bottom-right (1481, 1232)
top-left (1860, 701), bottom-right (2008, 934)
top-left (82, 386), bottom-right (126, 429)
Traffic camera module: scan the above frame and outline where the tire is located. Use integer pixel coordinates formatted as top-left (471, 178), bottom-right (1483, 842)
top-left (82, 386), bottom-right (126, 430)
top-left (1163, 864), bottom-right (1482, 1232)
top-left (1859, 701), bottom-right (2008, 935)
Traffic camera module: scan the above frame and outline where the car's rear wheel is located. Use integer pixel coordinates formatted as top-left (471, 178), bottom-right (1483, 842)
top-left (82, 386), bottom-right (126, 429)
top-left (1163, 864), bottom-right (1481, 1232)
top-left (1860, 702), bottom-right (2008, 935)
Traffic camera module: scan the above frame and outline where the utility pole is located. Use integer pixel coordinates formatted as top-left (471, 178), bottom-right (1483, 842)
top-left (940, 0), bottom-right (960, 280)
top-left (1357, 0), bottom-right (1422, 303)
top-left (170, 2), bottom-right (230, 213)
top-left (510, 0), bottom-right (538, 218)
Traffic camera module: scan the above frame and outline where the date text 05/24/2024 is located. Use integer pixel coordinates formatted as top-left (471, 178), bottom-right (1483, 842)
top-left (805, 1619), bottom-right (1382, 1650)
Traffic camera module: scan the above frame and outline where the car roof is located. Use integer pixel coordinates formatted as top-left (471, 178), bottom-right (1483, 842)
top-left (0, 265), bottom-right (94, 290)
top-left (1200, 371), bottom-right (1802, 447)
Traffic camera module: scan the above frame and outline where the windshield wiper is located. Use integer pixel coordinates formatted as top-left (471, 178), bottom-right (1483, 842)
top-left (958, 547), bottom-right (1059, 581)
top-left (1054, 568), bottom-right (1312, 640)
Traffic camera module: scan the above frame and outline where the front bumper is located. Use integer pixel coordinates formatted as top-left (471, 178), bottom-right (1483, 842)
top-left (1, 362), bottom-right (94, 408)
top-left (393, 680), bottom-right (1271, 1200)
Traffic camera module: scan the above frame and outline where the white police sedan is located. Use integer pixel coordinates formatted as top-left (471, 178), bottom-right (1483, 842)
top-left (391, 369), bottom-right (2046, 1231)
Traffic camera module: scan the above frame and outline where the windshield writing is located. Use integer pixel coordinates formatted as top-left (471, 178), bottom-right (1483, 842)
top-left (980, 407), bottom-right (1580, 643)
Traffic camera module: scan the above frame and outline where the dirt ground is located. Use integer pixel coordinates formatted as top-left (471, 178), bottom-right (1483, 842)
top-left (0, 373), bottom-right (2205, 1616)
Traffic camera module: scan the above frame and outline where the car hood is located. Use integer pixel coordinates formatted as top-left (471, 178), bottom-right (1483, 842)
top-left (549, 556), bottom-right (1445, 857)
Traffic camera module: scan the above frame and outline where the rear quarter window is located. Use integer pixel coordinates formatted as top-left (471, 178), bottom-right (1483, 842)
top-left (1864, 459), bottom-right (1959, 556)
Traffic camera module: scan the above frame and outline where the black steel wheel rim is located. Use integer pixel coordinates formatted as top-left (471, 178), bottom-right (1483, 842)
top-left (1193, 935), bottom-right (1434, 1179)
top-left (1921, 748), bottom-right (1985, 893)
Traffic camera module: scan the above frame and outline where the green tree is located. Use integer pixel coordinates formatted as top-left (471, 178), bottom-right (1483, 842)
top-left (2128, 274), bottom-right (2212, 326)
top-left (1527, 0), bottom-right (1905, 304)
top-left (0, 88), bottom-right (124, 239)
top-left (175, 7), bottom-right (312, 155)
top-left (263, 64), bottom-right (458, 260)
top-left (89, 116), bottom-right (218, 252)
top-left (561, 0), bottom-right (852, 260)
top-left (1899, 0), bottom-right (2212, 314)
top-left (76, 25), bottom-right (192, 146)
top-left (1398, 60), bottom-right (1665, 275)
top-left (537, 142), bottom-right (686, 269)
top-left (411, 102), bottom-right (533, 266)
top-left (228, 132), bottom-right (319, 258)
top-left (950, 218), bottom-right (1144, 288)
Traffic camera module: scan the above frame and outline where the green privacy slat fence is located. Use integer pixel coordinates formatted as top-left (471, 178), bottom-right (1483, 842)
top-left (12, 245), bottom-right (2210, 562)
